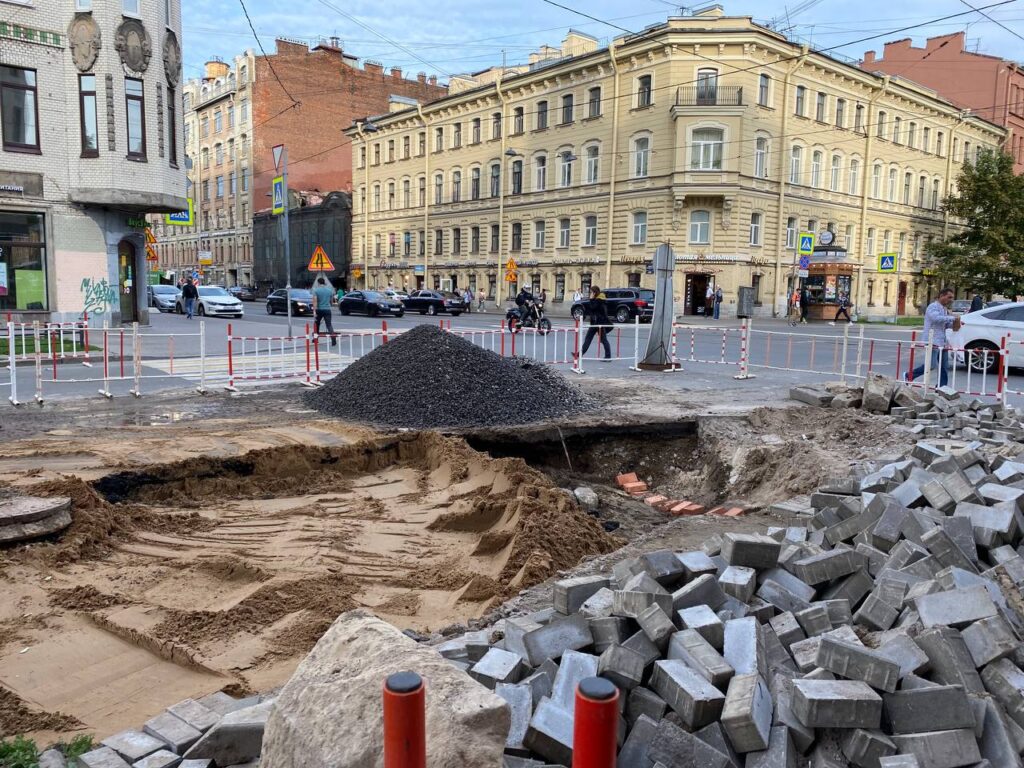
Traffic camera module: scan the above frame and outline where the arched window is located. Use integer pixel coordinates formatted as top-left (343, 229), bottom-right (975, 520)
top-left (903, 172), bottom-right (912, 205)
top-left (811, 151), bottom-right (823, 187)
top-left (434, 173), bottom-right (444, 204)
top-left (848, 159), bottom-right (860, 196)
top-left (633, 136), bottom-right (650, 177)
top-left (511, 160), bottom-right (523, 194)
top-left (830, 154), bottom-right (841, 191)
top-left (691, 128), bottom-right (723, 170)
top-left (872, 163), bottom-right (882, 198)
top-left (452, 170), bottom-right (462, 203)
top-left (888, 168), bottom-right (898, 201)
top-left (790, 146), bottom-right (803, 184)
top-left (559, 151), bottom-right (575, 187)
top-left (689, 210), bottom-right (710, 244)
top-left (513, 106), bottom-right (524, 134)
top-left (585, 146), bottom-right (600, 183)
top-left (490, 163), bottom-right (501, 197)
top-left (754, 137), bottom-right (768, 178)
top-left (535, 155), bottom-right (547, 191)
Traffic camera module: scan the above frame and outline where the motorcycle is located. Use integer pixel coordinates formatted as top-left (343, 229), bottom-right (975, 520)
top-left (506, 299), bottom-right (552, 335)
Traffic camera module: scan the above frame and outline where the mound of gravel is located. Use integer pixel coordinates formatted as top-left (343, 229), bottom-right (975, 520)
top-left (304, 324), bottom-right (590, 428)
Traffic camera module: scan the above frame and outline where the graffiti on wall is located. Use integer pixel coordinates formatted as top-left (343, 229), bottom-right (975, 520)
top-left (81, 277), bottom-right (117, 315)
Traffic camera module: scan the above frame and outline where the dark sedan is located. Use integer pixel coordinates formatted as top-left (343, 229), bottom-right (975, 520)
top-left (228, 285), bottom-right (257, 301)
top-left (266, 289), bottom-right (314, 316)
top-left (338, 290), bottom-right (405, 317)
top-left (403, 290), bottom-right (466, 316)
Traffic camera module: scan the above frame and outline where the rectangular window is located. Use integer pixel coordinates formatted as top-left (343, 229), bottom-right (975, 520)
top-left (758, 74), bottom-right (770, 106)
top-left (125, 78), bottom-right (146, 159)
top-left (79, 74), bottom-right (98, 157)
top-left (588, 87), bottom-right (601, 118)
top-left (434, 229), bottom-right (443, 256)
top-left (453, 123), bottom-right (462, 148)
top-left (584, 215), bottom-right (597, 247)
top-left (786, 217), bottom-right (796, 249)
top-left (229, 172), bottom-right (237, 195)
top-left (452, 228), bottom-right (461, 254)
top-left (511, 223), bottom-right (522, 251)
top-left (689, 211), bottom-right (710, 244)
top-left (490, 165), bottom-right (500, 197)
top-left (202, 179), bottom-right (209, 200)
top-left (790, 146), bottom-right (802, 184)
top-left (936, 131), bottom-right (945, 156)
top-left (241, 167), bottom-right (249, 191)
top-left (835, 98), bottom-right (845, 128)
top-left (77, 0), bottom-right (92, 8)
top-left (472, 118), bottom-right (481, 143)
top-left (561, 94), bottom-right (574, 124)
top-left (637, 75), bottom-right (653, 108)
top-left (922, 126), bottom-right (931, 153)
top-left (816, 92), bottom-right (826, 122)
top-left (754, 138), bottom-right (767, 178)
top-left (749, 212), bottom-right (762, 245)
top-left (633, 138), bottom-right (650, 177)
top-left (867, 227), bottom-right (876, 255)
top-left (586, 147), bottom-right (599, 183)
top-left (559, 154), bottom-right (573, 187)
top-left (167, 86), bottom-right (177, 166)
top-left (830, 155), bottom-right (840, 191)
top-left (855, 104), bottom-right (865, 133)
top-left (490, 224), bottom-right (499, 253)
top-left (691, 129), bottom-right (723, 170)
top-left (795, 85), bottom-right (806, 116)
top-left (227, 106), bottom-right (234, 128)
top-left (845, 224), bottom-right (854, 248)
top-left (471, 226), bottom-right (480, 253)
top-left (559, 218), bottom-right (570, 248)
top-left (1, 66), bottom-right (40, 152)
top-left (0, 212), bottom-right (48, 312)
top-left (434, 127), bottom-right (444, 152)
top-left (535, 157), bottom-right (547, 191)
top-left (215, 144), bottom-right (223, 165)
top-left (632, 211), bottom-right (648, 245)
top-left (534, 221), bottom-right (546, 250)
top-left (240, 99), bottom-right (248, 121)
top-left (513, 109), bottom-right (524, 135)
top-left (418, 131), bottom-right (426, 155)
top-left (471, 168), bottom-right (480, 200)
top-left (214, 111), bottom-right (222, 132)
top-left (418, 177), bottom-right (426, 206)
top-left (537, 101), bottom-right (549, 129)
top-left (123, 0), bottom-right (140, 13)
top-left (387, 139), bottom-right (395, 161)
top-left (216, 176), bottom-right (224, 198)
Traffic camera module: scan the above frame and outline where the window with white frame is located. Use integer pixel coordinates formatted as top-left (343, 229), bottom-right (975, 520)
top-left (883, 229), bottom-right (891, 253)
top-left (689, 210), bottom-right (710, 244)
top-left (633, 136), bottom-right (650, 177)
top-left (754, 137), bottom-right (768, 178)
top-left (535, 155), bottom-right (547, 191)
top-left (585, 146), bottom-right (599, 183)
top-left (845, 224), bottom-right (855, 248)
top-left (749, 212), bottom-right (762, 245)
top-left (123, 0), bottom-right (140, 14)
top-left (811, 151), bottom-right (823, 187)
top-left (637, 75), bottom-right (653, 108)
top-left (786, 216), bottom-right (797, 248)
top-left (795, 85), bottom-right (806, 116)
top-left (584, 215), bottom-right (597, 247)
top-left (434, 173), bottom-right (443, 204)
top-left (907, 122), bottom-right (917, 148)
top-left (815, 92), bottom-right (827, 122)
top-left (559, 151), bottom-right (574, 187)
top-left (77, 0), bottom-right (92, 8)
top-left (632, 211), bottom-right (648, 245)
top-left (872, 163), bottom-right (882, 198)
top-left (790, 146), bottom-right (803, 184)
top-left (452, 171), bottom-right (462, 202)
top-left (922, 126), bottom-right (931, 153)
top-left (893, 116), bottom-right (902, 144)
top-left (848, 159), bottom-right (860, 196)
top-left (888, 168), bottom-right (897, 201)
top-left (534, 220), bottom-right (546, 250)
top-left (867, 227), bottom-right (876, 255)
top-left (830, 154), bottom-right (841, 191)
top-left (758, 73), bottom-right (770, 106)
top-left (558, 218), bottom-right (570, 248)
top-left (691, 128), bottom-right (723, 170)
top-left (835, 98), bottom-right (846, 128)
top-left (877, 110), bottom-right (887, 137)
top-left (903, 172), bottom-right (912, 205)
top-left (931, 178), bottom-right (940, 209)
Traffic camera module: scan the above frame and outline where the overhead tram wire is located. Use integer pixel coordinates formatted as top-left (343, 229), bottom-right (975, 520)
top-left (958, 0), bottom-right (1024, 43)
top-left (237, 0), bottom-right (300, 107)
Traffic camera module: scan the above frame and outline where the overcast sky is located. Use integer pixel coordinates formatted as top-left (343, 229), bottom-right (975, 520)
top-left (180, 0), bottom-right (1024, 83)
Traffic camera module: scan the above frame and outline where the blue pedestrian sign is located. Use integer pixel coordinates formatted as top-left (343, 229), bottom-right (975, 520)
top-left (798, 232), bottom-right (815, 256)
top-left (877, 253), bottom-right (898, 273)
top-left (798, 255), bottom-right (811, 270)
top-left (272, 176), bottom-right (285, 215)
top-left (164, 198), bottom-right (194, 227)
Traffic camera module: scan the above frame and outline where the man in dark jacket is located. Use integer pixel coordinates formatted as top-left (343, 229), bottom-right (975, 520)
top-left (970, 294), bottom-right (984, 313)
top-left (182, 278), bottom-right (199, 319)
top-left (580, 286), bottom-right (612, 361)
top-left (799, 286), bottom-right (810, 324)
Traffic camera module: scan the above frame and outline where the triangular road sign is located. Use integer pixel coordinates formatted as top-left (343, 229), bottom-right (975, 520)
top-left (308, 244), bottom-right (335, 271)
top-left (505, 257), bottom-right (518, 271)
top-left (273, 144), bottom-right (285, 171)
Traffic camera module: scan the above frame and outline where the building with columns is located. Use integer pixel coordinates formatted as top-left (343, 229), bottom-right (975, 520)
top-left (347, 8), bottom-right (1004, 319)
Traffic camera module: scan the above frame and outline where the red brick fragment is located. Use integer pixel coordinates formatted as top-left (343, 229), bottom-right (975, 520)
top-left (616, 472), bottom-right (639, 488)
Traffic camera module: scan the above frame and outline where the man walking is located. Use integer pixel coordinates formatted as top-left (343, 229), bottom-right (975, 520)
top-left (907, 287), bottom-right (961, 388)
top-left (799, 286), bottom-right (810, 324)
top-left (830, 293), bottom-right (852, 324)
top-left (181, 278), bottom-right (199, 320)
top-left (580, 286), bottom-right (612, 361)
top-left (463, 287), bottom-right (473, 314)
top-left (312, 276), bottom-right (337, 346)
top-left (713, 286), bottom-right (723, 320)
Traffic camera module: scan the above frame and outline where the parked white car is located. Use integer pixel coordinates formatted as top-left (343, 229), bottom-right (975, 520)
top-left (953, 301), bottom-right (1024, 372)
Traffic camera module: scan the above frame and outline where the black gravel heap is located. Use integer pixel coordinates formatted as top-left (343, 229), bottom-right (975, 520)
top-left (304, 324), bottom-right (590, 428)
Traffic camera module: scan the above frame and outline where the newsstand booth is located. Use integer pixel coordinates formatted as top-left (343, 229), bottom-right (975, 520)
top-left (803, 245), bottom-right (855, 321)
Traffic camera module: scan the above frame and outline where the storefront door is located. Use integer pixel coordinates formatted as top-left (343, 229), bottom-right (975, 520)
top-left (685, 273), bottom-right (710, 315)
top-left (898, 281), bottom-right (908, 316)
top-left (118, 240), bottom-right (138, 323)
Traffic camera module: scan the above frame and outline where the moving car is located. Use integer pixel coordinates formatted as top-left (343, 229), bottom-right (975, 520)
top-left (402, 290), bottom-right (466, 316)
top-left (227, 286), bottom-right (257, 301)
top-left (383, 289), bottom-right (410, 302)
top-left (954, 301), bottom-right (1024, 372)
top-left (176, 286), bottom-right (244, 318)
top-left (338, 290), bottom-right (405, 317)
top-left (951, 300), bottom-right (973, 315)
top-left (265, 289), bottom-right (314, 316)
top-left (570, 288), bottom-right (656, 323)
top-left (148, 285), bottom-right (180, 312)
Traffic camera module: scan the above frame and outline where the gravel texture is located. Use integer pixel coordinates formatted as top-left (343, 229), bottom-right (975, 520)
top-left (304, 325), bottom-right (590, 428)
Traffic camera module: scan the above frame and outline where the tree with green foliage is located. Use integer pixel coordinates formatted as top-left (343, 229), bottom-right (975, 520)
top-left (926, 149), bottom-right (1024, 297)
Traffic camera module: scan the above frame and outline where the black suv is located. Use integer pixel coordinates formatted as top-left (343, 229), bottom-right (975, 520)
top-left (571, 288), bottom-right (656, 323)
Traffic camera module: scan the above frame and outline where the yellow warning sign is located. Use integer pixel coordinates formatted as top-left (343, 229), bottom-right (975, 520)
top-left (146, 244), bottom-right (159, 262)
top-left (504, 271), bottom-right (518, 282)
top-left (505, 257), bottom-right (518, 272)
top-left (307, 244), bottom-right (335, 271)
top-left (145, 227), bottom-right (157, 245)
top-left (352, 268), bottom-right (363, 279)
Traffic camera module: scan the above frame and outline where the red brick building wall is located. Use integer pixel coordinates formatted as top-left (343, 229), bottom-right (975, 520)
top-left (862, 33), bottom-right (1024, 173)
top-left (253, 40), bottom-right (446, 208)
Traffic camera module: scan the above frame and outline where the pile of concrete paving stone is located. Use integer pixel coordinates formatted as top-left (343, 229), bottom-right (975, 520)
top-left (430, 386), bottom-right (1024, 767)
top-left (66, 692), bottom-right (273, 768)
top-left (0, 494), bottom-right (71, 544)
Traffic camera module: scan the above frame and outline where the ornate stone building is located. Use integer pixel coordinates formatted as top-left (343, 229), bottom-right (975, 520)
top-left (1, 0), bottom-right (186, 323)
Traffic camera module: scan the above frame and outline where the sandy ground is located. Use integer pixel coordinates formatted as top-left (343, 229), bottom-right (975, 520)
top-left (0, 381), bottom-right (915, 743)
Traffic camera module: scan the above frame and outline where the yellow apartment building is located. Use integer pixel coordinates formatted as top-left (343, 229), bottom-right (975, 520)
top-left (345, 7), bottom-right (1004, 319)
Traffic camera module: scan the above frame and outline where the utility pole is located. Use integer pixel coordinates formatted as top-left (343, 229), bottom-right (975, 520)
top-left (272, 144), bottom-right (293, 337)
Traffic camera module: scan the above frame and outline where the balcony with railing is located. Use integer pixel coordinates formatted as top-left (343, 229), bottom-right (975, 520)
top-left (675, 86), bottom-right (744, 107)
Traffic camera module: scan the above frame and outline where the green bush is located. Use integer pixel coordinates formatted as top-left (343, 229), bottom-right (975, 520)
top-left (0, 736), bottom-right (39, 768)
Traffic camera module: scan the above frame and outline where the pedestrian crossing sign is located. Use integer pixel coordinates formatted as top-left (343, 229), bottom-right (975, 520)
top-left (798, 232), bottom-right (815, 256)
top-left (307, 244), bottom-right (335, 271)
top-left (878, 253), bottom-right (897, 273)
top-left (272, 176), bottom-right (285, 215)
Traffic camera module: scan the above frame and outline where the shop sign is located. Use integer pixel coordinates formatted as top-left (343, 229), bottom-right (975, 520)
top-left (126, 215), bottom-right (148, 229)
top-left (0, 170), bottom-right (43, 197)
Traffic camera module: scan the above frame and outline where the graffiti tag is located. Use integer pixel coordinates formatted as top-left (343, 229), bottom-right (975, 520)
top-left (81, 277), bottom-right (118, 315)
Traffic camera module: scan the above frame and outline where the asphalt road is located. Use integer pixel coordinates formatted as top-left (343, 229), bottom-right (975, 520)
top-left (5, 300), bottom-right (1018, 404)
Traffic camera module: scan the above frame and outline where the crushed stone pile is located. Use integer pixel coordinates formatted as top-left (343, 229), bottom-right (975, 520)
top-left (304, 324), bottom-right (590, 428)
top-left (424, 385), bottom-right (1024, 768)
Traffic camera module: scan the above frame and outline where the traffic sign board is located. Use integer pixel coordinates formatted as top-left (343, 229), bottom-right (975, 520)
top-left (798, 255), bottom-right (811, 270)
top-left (272, 176), bottom-right (285, 215)
top-left (798, 232), bottom-right (814, 256)
top-left (146, 244), bottom-right (159, 262)
top-left (505, 257), bottom-right (518, 272)
top-left (164, 198), bottom-right (194, 227)
top-left (272, 144), bottom-right (285, 172)
top-left (352, 268), bottom-right (363, 279)
top-left (797, 269), bottom-right (809, 278)
top-left (504, 271), bottom-right (518, 282)
top-left (308, 244), bottom-right (335, 271)
top-left (878, 253), bottom-right (898, 273)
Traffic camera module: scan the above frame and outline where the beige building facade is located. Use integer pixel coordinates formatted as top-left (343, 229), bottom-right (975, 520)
top-left (347, 9), bottom-right (1004, 319)
top-left (149, 53), bottom-right (256, 287)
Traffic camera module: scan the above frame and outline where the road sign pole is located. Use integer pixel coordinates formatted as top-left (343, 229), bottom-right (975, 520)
top-left (272, 147), bottom-right (293, 338)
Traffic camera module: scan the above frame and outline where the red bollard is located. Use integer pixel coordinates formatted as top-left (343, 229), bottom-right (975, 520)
top-left (383, 671), bottom-right (426, 768)
top-left (382, 319), bottom-right (389, 344)
top-left (573, 677), bottom-right (619, 768)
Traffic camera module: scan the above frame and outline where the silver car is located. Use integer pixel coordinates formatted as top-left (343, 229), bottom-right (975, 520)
top-left (148, 284), bottom-right (181, 312)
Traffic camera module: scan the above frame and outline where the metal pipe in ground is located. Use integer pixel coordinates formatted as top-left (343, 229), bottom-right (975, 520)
top-left (383, 671), bottom-right (426, 768)
top-left (573, 677), bottom-right (619, 768)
